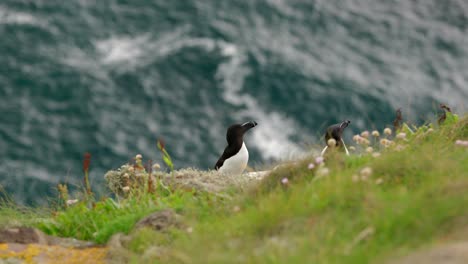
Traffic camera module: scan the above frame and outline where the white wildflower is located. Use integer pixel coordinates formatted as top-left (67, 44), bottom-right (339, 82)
top-left (384, 128), bottom-right (392, 136)
top-left (66, 199), bottom-right (79, 206)
top-left (395, 144), bottom-right (406, 151)
top-left (353, 135), bottom-right (361, 142)
top-left (396, 132), bottom-right (406, 140)
top-left (317, 167), bottom-right (330, 177)
top-left (352, 174), bottom-right (360, 182)
top-left (360, 167), bottom-right (373, 180)
top-left (327, 138), bottom-right (337, 147)
top-left (152, 163), bottom-right (161, 170)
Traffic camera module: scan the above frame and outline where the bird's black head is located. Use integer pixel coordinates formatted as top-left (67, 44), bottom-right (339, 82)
top-left (339, 120), bottom-right (351, 130)
top-left (226, 121), bottom-right (258, 145)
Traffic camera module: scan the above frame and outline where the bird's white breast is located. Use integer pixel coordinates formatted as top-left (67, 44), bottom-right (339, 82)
top-left (219, 142), bottom-right (249, 175)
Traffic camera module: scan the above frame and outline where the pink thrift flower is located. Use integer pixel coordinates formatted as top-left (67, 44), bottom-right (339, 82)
top-left (455, 140), bottom-right (468, 147)
top-left (315, 156), bottom-right (324, 165)
top-left (360, 131), bottom-right (370, 138)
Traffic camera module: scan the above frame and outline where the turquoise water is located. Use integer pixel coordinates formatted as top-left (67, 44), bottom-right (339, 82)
top-left (1, 0), bottom-right (467, 204)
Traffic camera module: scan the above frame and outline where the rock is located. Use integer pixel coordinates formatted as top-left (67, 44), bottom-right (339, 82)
top-left (389, 242), bottom-right (468, 264)
top-left (104, 166), bottom-right (269, 197)
top-left (46, 236), bottom-right (95, 248)
top-left (0, 227), bottom-right (47, 244)
top-left (134, 209), bottom-right (182, 231)
top-left (141, 246), bottom-right (170, 263)
top-left (0, 228), bottom-right (104, 263)
top-left (0, 227), bottom-right (94, 248)
top-left (106, 233), bottom-right (132, 264)
top-left (107, 210), bottom-right (184, 263)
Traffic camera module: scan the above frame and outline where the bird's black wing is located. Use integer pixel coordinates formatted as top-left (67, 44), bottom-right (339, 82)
top-left (214, 157), bottom-right (225, 170)
top-left (214, 144), bottom-right (241, 170)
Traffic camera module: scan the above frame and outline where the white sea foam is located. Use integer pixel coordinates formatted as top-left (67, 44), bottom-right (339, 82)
top-left (0, 7), bottom-right (47, 27)
top-left (91, 28), bottom-right (306, 161)
top-left (95, 35), bottom-right (149, 65)
top-left (214, 41), bottom-right (305, 161)
top-left (94, 27), bottom-right (200, 68)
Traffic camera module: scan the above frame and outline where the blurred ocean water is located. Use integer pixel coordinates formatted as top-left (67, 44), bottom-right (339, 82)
top-left (0, 0), bottom-right (467, 204)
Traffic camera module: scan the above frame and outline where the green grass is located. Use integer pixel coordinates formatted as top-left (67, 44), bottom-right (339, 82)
top-left (0, 202), bottom-right (48, 228)
top-left (1, 113), bottom-right (467, 264)
top-left (37, 189), bottom-right (229, 244)
top-left (124, 114), bottom-right (468, 263)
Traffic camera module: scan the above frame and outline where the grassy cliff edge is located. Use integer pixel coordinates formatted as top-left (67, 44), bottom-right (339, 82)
top-left (1, 114), bottom-right (467, 264)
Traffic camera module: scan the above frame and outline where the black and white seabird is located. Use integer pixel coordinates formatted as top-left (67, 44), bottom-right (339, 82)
top-left (215, 121), bottom-right (258, 175)
top-left (321, 120), bottom-right (351, 156)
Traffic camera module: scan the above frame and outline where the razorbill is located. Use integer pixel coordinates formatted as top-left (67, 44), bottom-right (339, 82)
top-left (321, 120), bottom-right (351, 156)
top-left (215, 121), bottom-right (258, 175)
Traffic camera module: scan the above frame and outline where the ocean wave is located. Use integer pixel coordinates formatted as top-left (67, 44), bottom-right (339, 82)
top-left (0, 6), bottom-right (47, 27)
top-left (214, 40), bottom-right (305, 160)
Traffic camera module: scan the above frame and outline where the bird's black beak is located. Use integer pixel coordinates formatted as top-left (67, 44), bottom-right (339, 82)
top-left (241, 121), bottom-right (258, 132)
